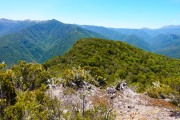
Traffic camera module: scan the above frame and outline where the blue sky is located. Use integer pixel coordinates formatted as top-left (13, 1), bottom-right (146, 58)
top-left (1, 0), bottom-right (180, 28)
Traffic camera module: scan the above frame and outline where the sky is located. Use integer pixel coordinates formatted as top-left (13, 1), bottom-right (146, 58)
top-left (1, 0), bottom-right (180, 28)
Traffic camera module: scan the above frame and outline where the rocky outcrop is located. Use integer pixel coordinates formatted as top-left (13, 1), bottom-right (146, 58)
top-left (114, 87), bottom-right (179, 120)
top-left (47, 80), bottom-right (179, 120)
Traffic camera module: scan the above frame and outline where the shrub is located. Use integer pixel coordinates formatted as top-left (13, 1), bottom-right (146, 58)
top-left (62, 67), bottom-right (98, 87)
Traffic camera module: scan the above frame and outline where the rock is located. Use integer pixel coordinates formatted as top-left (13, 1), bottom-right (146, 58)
top-left (110, 94), bottom-right (116, 99)
top-left (46, 82), bottom-right (179, 120)
top-left (160, 93), bottom-right (166, 99)
top-left (143, 92), bottom-right (148, 95)
top-left (70, 81), bottom-right (77, 86)
top-left (128, 105), bottom-right (135, 109)
top-left (116, 80), bottom-right (127, 91)
top-left (115, 82), bottom-right (121, 90)
top-left (106, 87), bottom-right (116, 94)
top-left (164, 98), bottom-right (172, 102)
top-left (170, 111), bottom-right (180, 119)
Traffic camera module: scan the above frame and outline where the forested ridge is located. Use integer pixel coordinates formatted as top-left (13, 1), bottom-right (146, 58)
top-left (0, 19), bottom-right (105, 65)
top-left (46, 38), bottom-right (180, 92)
top-left (1, 19), bottom-right (180, 67)
top-left (0, 38), bottom-right (180, 119)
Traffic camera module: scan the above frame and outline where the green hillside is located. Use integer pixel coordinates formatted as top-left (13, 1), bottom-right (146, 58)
top-left (156, 47), bottom-right (180, 58)
top-left (1, 38), bottom-right (180, 119)
top-left (123, 35), bottom-right (152, 51)
top-left (81, 25), bottom-right (151, 51)
top-left (45, 38), bottom-right (180, 92)
top-left (1, 18), bottom-right (180, 66)
top-left (81, 25), bottom-right (180, 59)
top-left (0, 18), bottom-right (36, 36)
top-left (151, 34), bottom-right (180, 58)
top-left (0, 20), bottom-right (104, 65)
top-left (80, 25), bottom-right (126, 40)
top-left (112, 28), bottom-right (152, 40)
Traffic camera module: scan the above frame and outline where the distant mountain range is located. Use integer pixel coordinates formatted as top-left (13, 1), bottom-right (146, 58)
top-left (80, 25), bottom-right (180, 58)
top-left (0, 19), bottom-right (104, 65)
top-left (0, 18), bottom-right (180, 65)
top-left (0, 18), bottom-right (38, 36)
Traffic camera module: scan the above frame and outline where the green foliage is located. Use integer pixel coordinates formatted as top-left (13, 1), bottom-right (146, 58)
top-left (0, 61), bottom-right (115, 120)
top-left (0, 63), bottom-right (17, 118)
top-left (82, 25), bottom-right (180, 58)
top-left (153, 34), bottom-right (180, 58)
top-left (0, 20), bottom-right (105, 65)
top-left (0, 38), bottom-right (180, 119)
top-left (0, 18), bottom-right (36, 37)
top-left (162, 77), bottom-right (180, 105)
top-left (164, 77), bottom-right (180, 93)
top-left (67, 105), bottom-right (115, 120)
top-left (62, 67), bottom-right (98, 87)
top-left (0, 68), bottom-right (16, 105)
top-left (0, 62), bottom-right (6, 70)
top-left (123, 35), bottom-right (151, 51)
top-left (12, 61), bottom-right (50, 91)
top-left (0, 61), bottom-right (52, 119)
top-left (146, 81), bottom-right (178, 99)
top-left (4, 89), bottom-right (61, 120)
top-left (46, 38), bottom-right (180, 92)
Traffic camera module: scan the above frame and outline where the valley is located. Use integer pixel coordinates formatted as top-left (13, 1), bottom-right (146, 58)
top-left (0, 19), bottom-right (180, 120)
top-left (0, 18), bottom-right (180, 66)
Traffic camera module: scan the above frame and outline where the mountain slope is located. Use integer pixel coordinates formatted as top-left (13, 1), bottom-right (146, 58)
top-left (80, 25), bottom-right (126, 40)
top-left (1, 18), bottom-right (180, 64)
top-left (112, 28), bottom-right (152, 40)
top-left (83, 25), bottom-right (180, 58)
top-left (156, 47), bottom-right (180, 58)
top-left (45, 38), bottom-right (180, 91)
top-left (0, 20), bottom-right (105, 65)
top-left (0, 18), bottom-right (37, 36)
top-left (123, 35), bottom-right (152, 51)
top-left (158, 25), bottom-right (180, 35)
top-left (151, 34), bottom-right (180, 58)
top-left (80, 25), bottom-right (151, 51)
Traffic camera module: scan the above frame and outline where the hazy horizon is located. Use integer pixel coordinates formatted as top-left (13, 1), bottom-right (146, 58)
top-left (1, 17), bottom-right (180, 29)
top-left (1, 0), bottom-right (180, 29)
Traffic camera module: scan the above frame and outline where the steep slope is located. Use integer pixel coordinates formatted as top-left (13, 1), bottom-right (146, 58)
top-left (0, 33), bottom-right (44, 64)
top-left (1, 18), bottom-right (180, 64)
top-left (123, 35), bottom-right (152, 51)
top-left (0, 18), bottom-right (37, 36)
top-left (81, 25), bottom-right (180, 58)
top-left (0, 20), bottom-right (105, 65)
top-left (48, 82), bottom-right (178, 120)
top-left (1, 61), bottom-right (179, 120)
top-left (80, 25), bottom-right (126, 40)
top-left (152, 34), bottom-right (180, 49)
top-left (156, 47), bottom-right (180, 58)
top-left (112, 28), bottom-right (152, 40)
top-left (151, 34), bottom-right (180, 58)
top-left (46, 38), bottom-right (180, 92)
top-left (80, 25), bottom-right (151, 51)
top-left (158, 25), bottom-right (180, 35)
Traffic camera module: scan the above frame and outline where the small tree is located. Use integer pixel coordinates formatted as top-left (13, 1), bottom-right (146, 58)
top-left (0, 69), bottom-right (16, 118)
top-left (12, 61), bottom-right (50, 91)
top-left (63, 67), bottom-right (98, 87)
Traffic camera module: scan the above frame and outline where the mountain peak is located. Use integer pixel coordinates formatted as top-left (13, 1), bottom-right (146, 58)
top-left (161, 25), bottom-right (180, 29)
top-left (40, 19), bottom-right (64, 26)
top-left (0, 18), bottom-right (17, 23)
top-left (48, 19), bottom-right (63, 24)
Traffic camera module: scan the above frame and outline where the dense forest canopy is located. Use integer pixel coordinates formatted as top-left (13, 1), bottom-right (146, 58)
top-left (45, 38), bottom-right (180, 91)
top-left (0, 38), bottom-right (180, 119)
